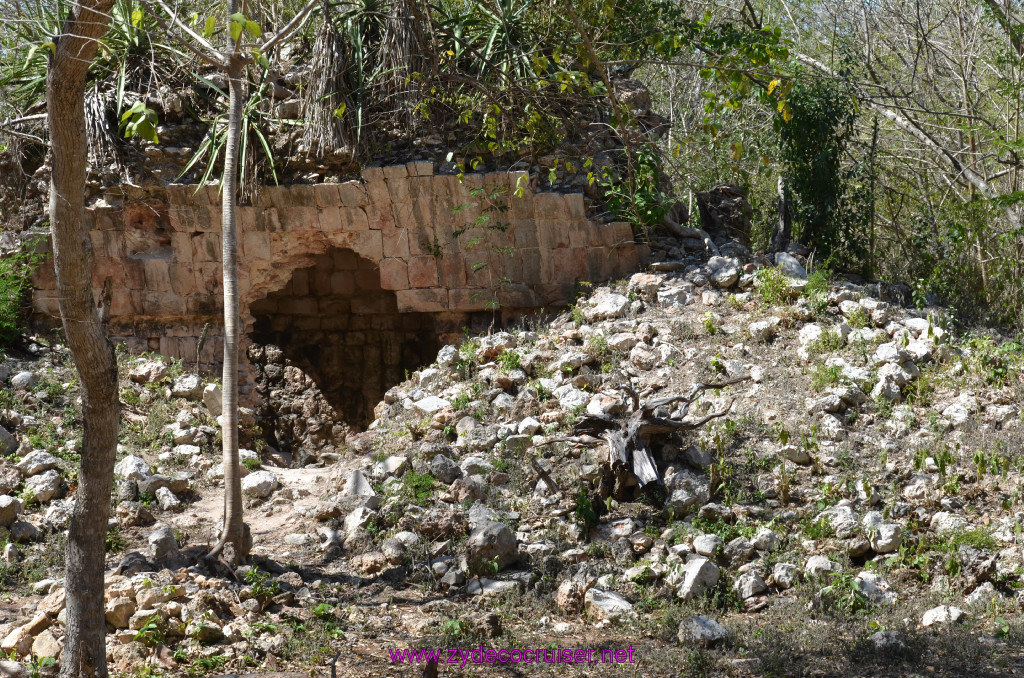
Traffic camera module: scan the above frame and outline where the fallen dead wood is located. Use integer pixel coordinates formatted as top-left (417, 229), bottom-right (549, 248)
top-left (549, 377), bottom-right (750, 500)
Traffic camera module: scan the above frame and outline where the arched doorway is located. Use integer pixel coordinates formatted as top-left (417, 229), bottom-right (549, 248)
top-left (248, 247), bottom-right (443, 452)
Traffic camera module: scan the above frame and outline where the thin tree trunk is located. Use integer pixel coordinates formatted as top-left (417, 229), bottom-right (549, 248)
top-left (209, 41), bottom-right (248, 563)
top-left (770, 176), bottom-right (791, 254)
top-left (46, 0), bottom-right (118, 676)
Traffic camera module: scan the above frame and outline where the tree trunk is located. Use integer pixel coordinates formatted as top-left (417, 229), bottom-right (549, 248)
top-left (46, 1), bottom-right (118, 676)
top-left (770, 176), bottom-right (791, 254)
top-left (210, 46), bottom-right (249, 563)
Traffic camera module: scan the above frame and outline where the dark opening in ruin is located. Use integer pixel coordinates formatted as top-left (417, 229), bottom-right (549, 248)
top-left (248, 247), bottom-right (443, 450)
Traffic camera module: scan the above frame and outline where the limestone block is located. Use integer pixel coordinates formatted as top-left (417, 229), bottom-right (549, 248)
top-left (363, 203), bottom-right (395, 229)
top-left (396, 288), bottom-right (447, 313)
top-left (536, 219), bottom-right (571, 250)
top-left (408, 256), bottom-right (439, 288)
top-left (141, 292), bottom-right (186, 317)
top-left (386, 177), bottom-right (413, 203)
top-left (565, 193), bottom-right (586, 220)
top-left (342, 207), bottom-right (369, 231)
top-left (382, 164), bottom-right (408, 180)
top-left (316, 207), bottom-right (344, 232)
top-left (391, 201), bottom-right (415, 227)
top-left (289, 185), bottom-right (316, 207)
top-left (109, 291), bottom-right (143, 317)
top-left (142, 259), bottom-right (172, 292)
top-left (361, 166), bottom-right (385, 182)
top-left (169, 232), bottom-right (192, 262)
top-left (313, 184), bottom-right (342, 207)
top-left (365, 180), bottom-right (391, 205)
top-left (281, 206), bottom-right (318, 232)
top-left (407, 161), bottom-right (433, 176)
top-left (382, 228), bottom-right (410, 259)
top-left (242, 231), bottom-right (271, 261)
top-left (448, 288), bottom-right (492, 311)
top-left (534, 192), bottom-right (570, 221)
top-left (255, 207), bottom-right (281, 232)
top-left (339, 181), bottom-right (367, 207)
top-left (407, 227), bottom-right (437, 256)
top-left (379, 258), bottom-right (409, 290)
top-left (513, 225), bottom-right (539, 249)
top-left (31, 291), bottom-right (60, 316)
top-left (330, 271), bottom-right (355, 295)
top-left (438, 253), bottom-right (467, 288)
top-left (168, 264), bottom-right (197, 296)
top-left (191, 233), bottom-right (221, 262)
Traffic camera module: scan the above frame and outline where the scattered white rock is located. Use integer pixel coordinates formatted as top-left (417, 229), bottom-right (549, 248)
top-left (921, 605), bottom-right (964, 627)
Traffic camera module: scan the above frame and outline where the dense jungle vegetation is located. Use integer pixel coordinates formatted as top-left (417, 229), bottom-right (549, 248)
top-left (3, 0), bottom-right (1024, 327)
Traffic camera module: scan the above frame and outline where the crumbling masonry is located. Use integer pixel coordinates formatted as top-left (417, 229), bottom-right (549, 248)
top-left (31, 162), bottom-right (647, 429)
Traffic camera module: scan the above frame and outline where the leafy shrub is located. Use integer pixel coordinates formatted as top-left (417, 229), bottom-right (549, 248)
top-left (812, 364), bottom-right (842, 390)
top-left (0, 239), bottom-right (45, 346)
top-left (756, 267), bottom-right (795, 306)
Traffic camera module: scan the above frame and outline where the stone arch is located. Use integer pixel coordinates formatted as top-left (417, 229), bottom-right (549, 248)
top-left (247, 246), bottom-right (443, 433)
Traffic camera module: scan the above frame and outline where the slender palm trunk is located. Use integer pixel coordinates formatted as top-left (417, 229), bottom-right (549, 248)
top-left (210, 24), bottom-right (248, 562)
top-left (47, 1), bottom-right (118, 675)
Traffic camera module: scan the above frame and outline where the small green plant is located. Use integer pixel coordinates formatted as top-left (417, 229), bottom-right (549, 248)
top-left (440, 618), bottom-right (470, 642)
top-left (802, 516), bottom-right (832, 540)
top-left (710, 353), bottom-right (726, 374)
top-left (821, 571), bottom-right (869, 613)
top-left (0, 237), bottom-right (46, 346)
top-left (496, 348), bottom-right (522, 372)
top-left (402, 470), bottom-right (437, 504)
top-left (451, 392), bottom-right (471, 411)
top-left (132, 619), bottom-right (164, 647)
top-left (573, 489), bottom-right (598, 534)
top-left (570, 305), bottom-right (586, 326)
top-left (244, 568), bottom-right (281, 600)
top-left (586, 333), bottom-right (611, 358)
top-left (846, 307), bottom-right (872, 329)
top-left (28, 657), bottom-right (56, 678)
top-left (755, 266), bottom-right (795, 306)
top-left (703, 312), bottom-right (718, 336)
top-left (812, 363), bottom-right (842, 390)
top-left (810, 328), bottom-right (844, 353)
top-left (242, 456), bottom-right (262, 471)
top-left (105, 525), bottom-right (126, 552)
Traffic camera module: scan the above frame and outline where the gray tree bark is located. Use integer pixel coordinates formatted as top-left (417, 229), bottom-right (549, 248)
top-left (770, 176), bottom-right (792, 254)
top-left (208, 7), bottom-right (249, 564)
top-left (46, 0), bottom-right (118, 676)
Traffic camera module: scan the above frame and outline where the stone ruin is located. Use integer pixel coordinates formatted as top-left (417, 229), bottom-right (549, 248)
top-left (30, 162), bottom-right (649, 447)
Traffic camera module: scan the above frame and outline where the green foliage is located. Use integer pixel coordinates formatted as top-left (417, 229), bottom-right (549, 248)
top-left (810, 329), bottom-right (844, 353)
top-left (244, 568), bottom-right (281, 600)
top-left (105, 525), bottom-right (127, 552)
top-left (496, 348), bottom-right (521, 373)
top-left (755, 266), bottom-right (795, 306)
top-left (820, 571), bottom-right (869, 613)
top-left (776, 71), bottom-right (863, 262)
top-left (812, 363), bottom-right (842, 390)
top-left (702, 312), bottom-right (718, 335)
top-left (119, 100), bottom-right (159, 143)
top-left (846, 307), bottom-right (872, 329)
top-left (401, 470), bottom-right (437, 504)
top-left (0, 239), bottom-right (46, 346)
top-left (597, 144), bottom-right (672, 230)
top-left (573, 489), bottom-right (598, 534)
top-left (964, 334), bottom-right (1022, 386)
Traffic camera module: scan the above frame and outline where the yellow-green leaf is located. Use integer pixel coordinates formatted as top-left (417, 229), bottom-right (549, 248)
top-left (203, 16), bottom-right (216, 38)
top-left (768, 79), bottom-right (779, 95)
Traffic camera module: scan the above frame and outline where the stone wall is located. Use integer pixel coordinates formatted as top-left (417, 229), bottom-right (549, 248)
top-left (31, 162), bottom-right (647, 426)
